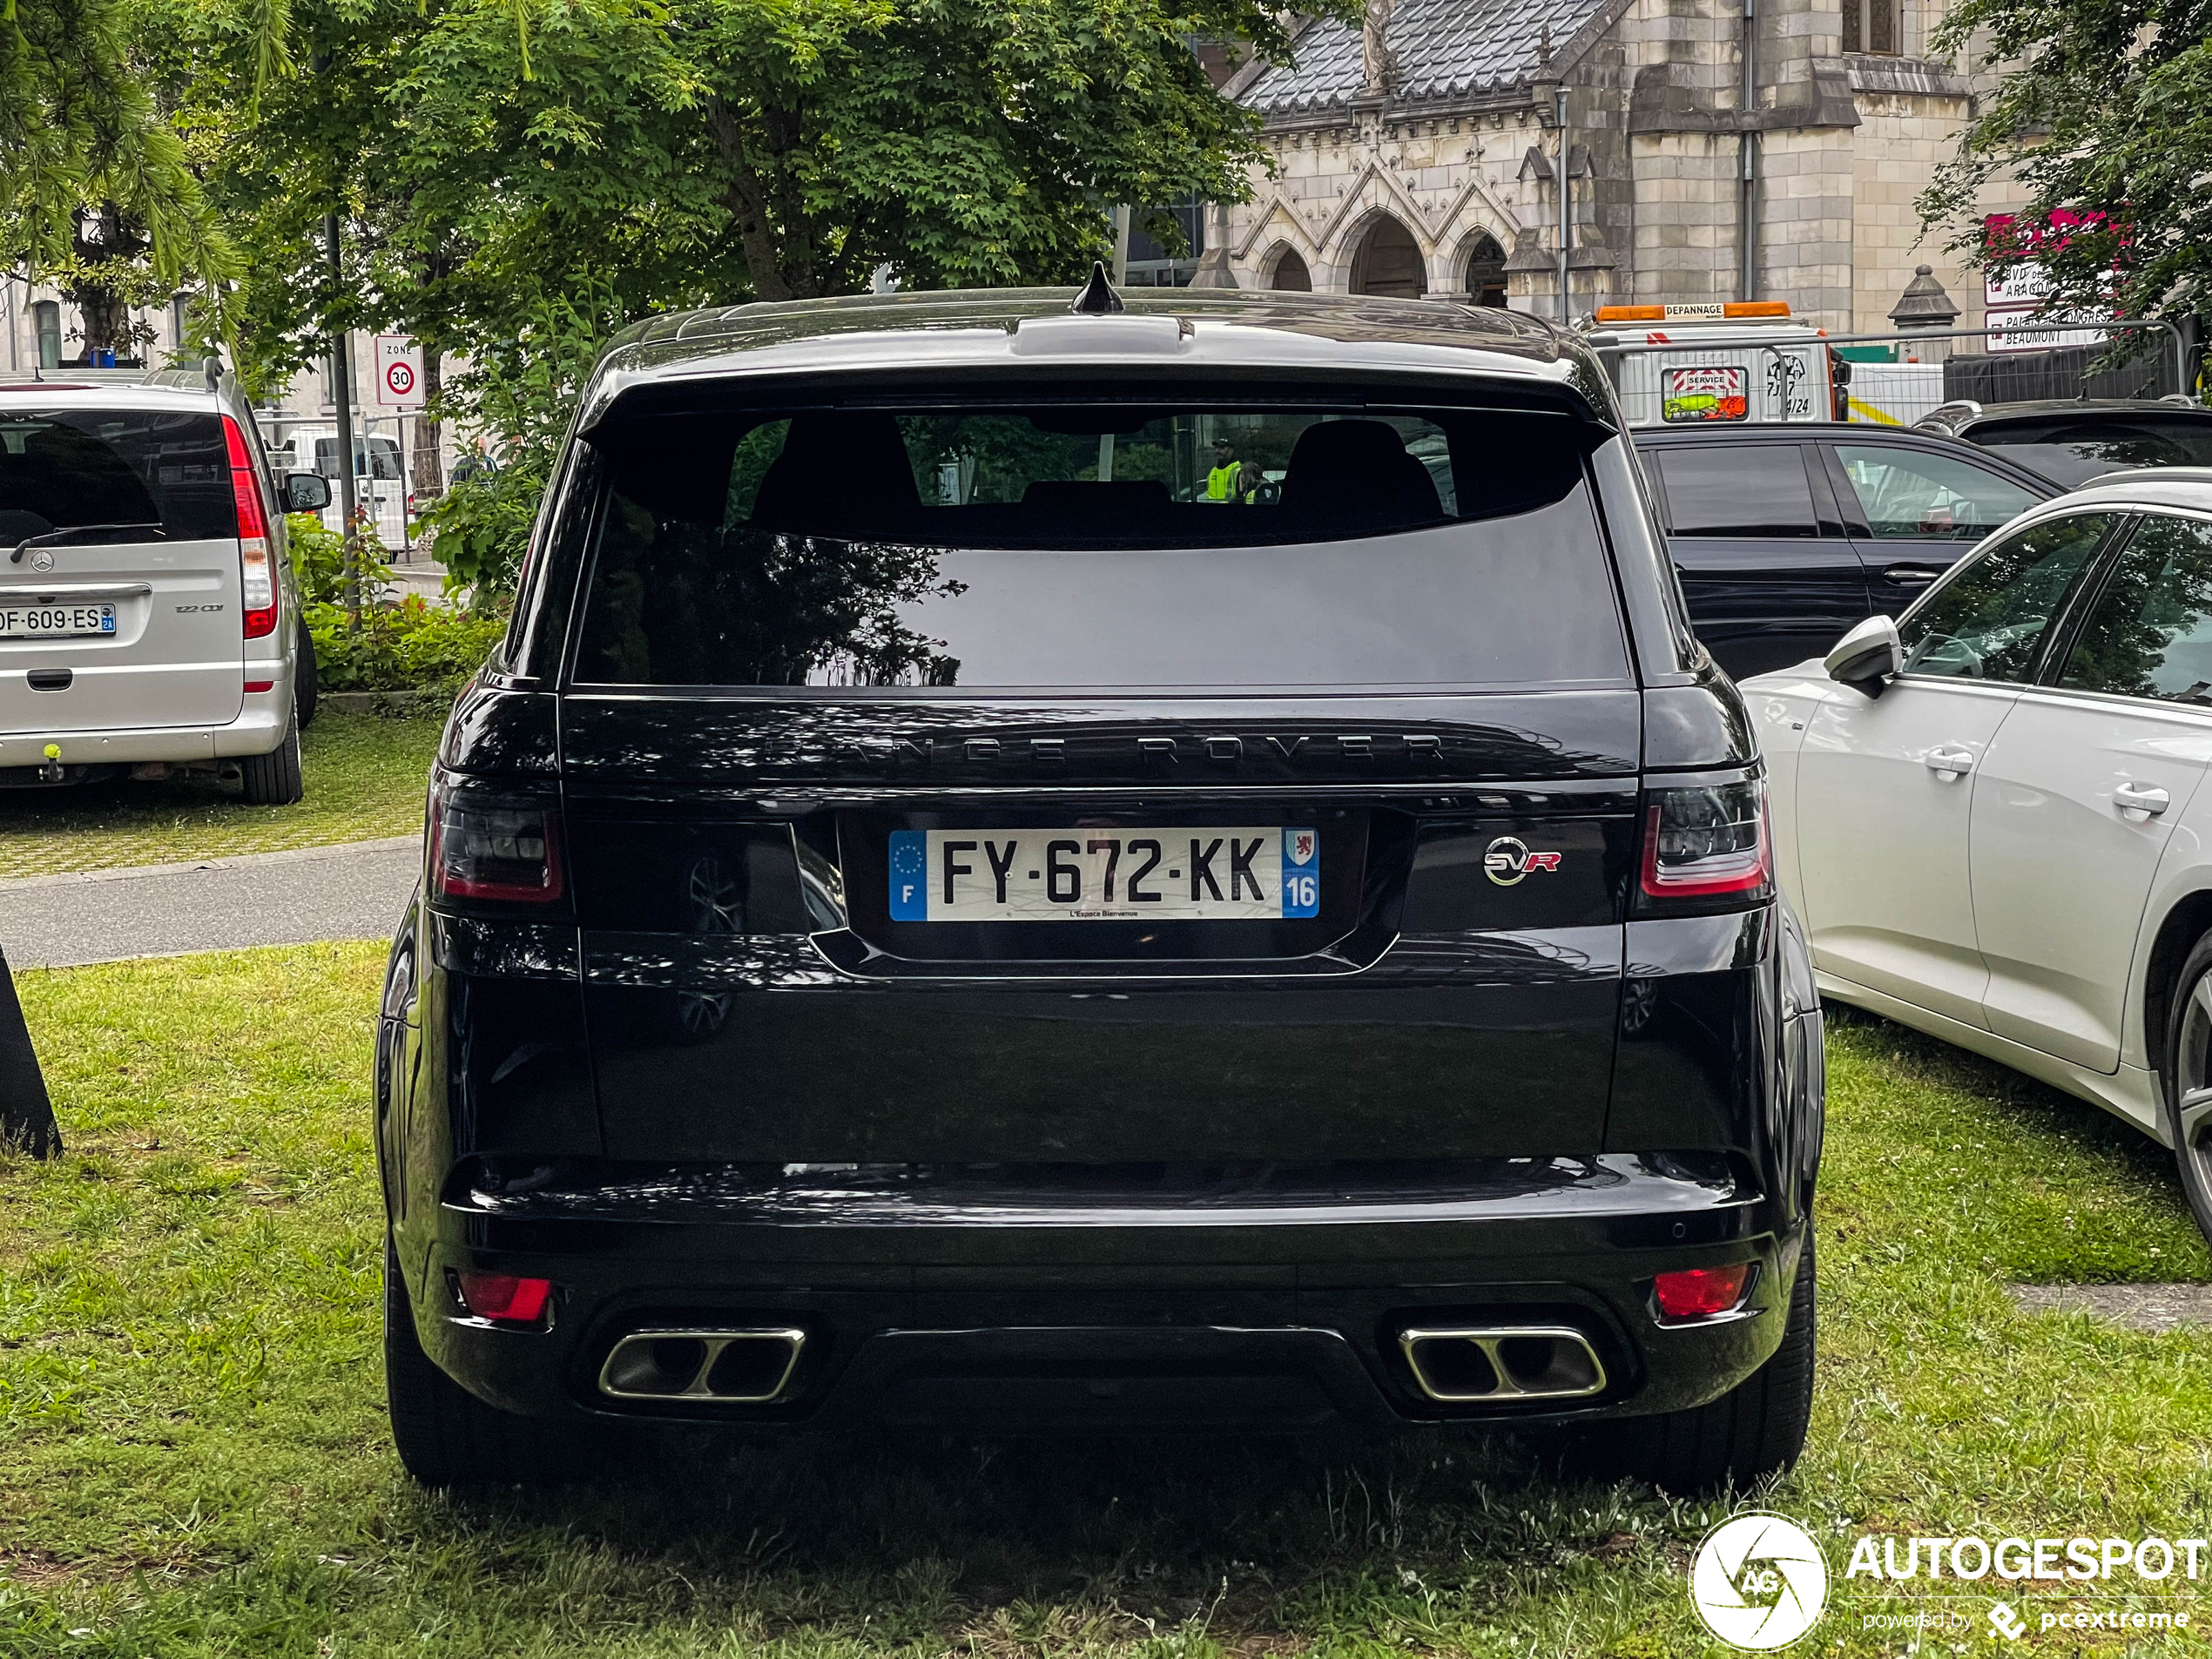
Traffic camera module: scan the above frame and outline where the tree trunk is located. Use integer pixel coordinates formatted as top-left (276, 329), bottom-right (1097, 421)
top-left (64, 202), bottom-right (149, 364)
top-left (0, 948), bottom-right (59, 1158)
top-left (412, 347), bottom-right (445, 502)
top-left (703, 98), bottom-right (857, 302)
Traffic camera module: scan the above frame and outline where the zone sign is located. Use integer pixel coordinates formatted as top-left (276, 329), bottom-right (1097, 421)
top-left (374, 334), bottom-right (426, 408)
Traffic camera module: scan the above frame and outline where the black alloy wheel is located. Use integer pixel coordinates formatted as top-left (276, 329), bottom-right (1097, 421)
top-left (2161, 934), bottom-right (2212, 1241)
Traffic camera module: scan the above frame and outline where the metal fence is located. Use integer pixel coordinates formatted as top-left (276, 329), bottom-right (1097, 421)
top-left (261, 410), bottom-right (448, 559)
top-left (1591, 319), bottom-right (2195, 430)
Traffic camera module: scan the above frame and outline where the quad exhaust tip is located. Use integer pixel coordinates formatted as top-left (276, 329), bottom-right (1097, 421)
top-left (597, 1327), bottom-right (806, 1404)
top-left (1398, 1325), bottom-right (1608, 1403)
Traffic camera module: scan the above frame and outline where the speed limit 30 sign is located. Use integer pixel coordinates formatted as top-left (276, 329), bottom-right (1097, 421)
top-left (374, 335), bottom-right (426, 408)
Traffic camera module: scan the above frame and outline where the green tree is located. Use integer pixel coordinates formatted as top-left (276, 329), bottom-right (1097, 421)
top-left (179, 0), bottom-right (1339, 590)
top-left (0, 0), bottom-right (237, 310)
top-left (395, 0), bottom-right (1310, 303)
top-left (1919, 0), bottom-right (2212, 328)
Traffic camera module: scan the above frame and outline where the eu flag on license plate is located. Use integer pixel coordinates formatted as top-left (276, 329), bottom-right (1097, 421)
top-left (887, 831), bottom-right (928, 921)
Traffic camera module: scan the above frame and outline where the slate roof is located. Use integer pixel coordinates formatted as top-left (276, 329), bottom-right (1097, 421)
top-left (1238, 0), bottom-right (1615, 117)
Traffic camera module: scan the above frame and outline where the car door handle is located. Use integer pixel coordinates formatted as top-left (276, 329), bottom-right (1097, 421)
top-left (1883, 565), bottom-right (1944, 585)
top-left (2115, 781), bottom-right (2171, 817)
top-left (1925, 746), bottom-right (1976, 777)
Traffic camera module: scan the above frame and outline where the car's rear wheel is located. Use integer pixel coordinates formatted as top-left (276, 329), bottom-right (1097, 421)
top-left (2159, 934), bottom-right (2212, 1241)
top-left (1574, 1232), bottom-right (1816, 1494)
top-left (238, 719), bottom-right (303, 806)
top-left (384, 1238), bottom-right (597, 1487)
top-left (294, 614), bottom-right (320, 730)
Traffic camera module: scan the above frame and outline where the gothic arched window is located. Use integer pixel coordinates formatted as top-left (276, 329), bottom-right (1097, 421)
top-left (1349, 217), bottom-right (1426, 299)
top-left (1464, 234), bottom-right (1507, 307)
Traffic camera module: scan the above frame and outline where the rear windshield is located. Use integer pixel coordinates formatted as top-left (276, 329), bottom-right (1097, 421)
top-left (0, 408), bottom-right (233, 543)
top-left (572, 397), bottom-right (1628, 691)
top-left (1974, 417), bottom-right (2212, 489)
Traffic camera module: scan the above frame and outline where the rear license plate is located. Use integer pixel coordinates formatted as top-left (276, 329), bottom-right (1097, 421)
top-left (0, 604), bottom-right (115, 637)
top-left (889, 826), bottom-right (1320, 922)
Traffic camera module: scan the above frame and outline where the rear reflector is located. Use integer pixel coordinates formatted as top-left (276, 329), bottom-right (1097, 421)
top-left (1639, 779), bottom-right (1771, 907)
top-left (1653, 1264), bottom-right (1752, 1319)
top-left (429, 779), bottom-right (565, 903)
top-left (244, 679), bottom-right (273, 693)
top-left (455, 1271), bottom-right (552, 1323)
top-left (223, 416), bottom-right (279, 640)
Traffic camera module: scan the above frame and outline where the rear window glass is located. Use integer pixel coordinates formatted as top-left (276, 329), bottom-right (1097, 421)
top-left (571, 400), bottom-right (1628, 691)
top-left (1973, 417), bottom-right (2212, 489)
top-left (0, 408), bottom-right (233, 543)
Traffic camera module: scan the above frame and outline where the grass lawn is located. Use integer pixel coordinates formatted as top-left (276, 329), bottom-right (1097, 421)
top-left (0, 712), bottom-right (442, 880)
top-left (3, 947), bottom-right (2212, 1655)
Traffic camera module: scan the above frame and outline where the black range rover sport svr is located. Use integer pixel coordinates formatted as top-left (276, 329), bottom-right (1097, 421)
top-left (378, 278), bottom-right (1824, 1494)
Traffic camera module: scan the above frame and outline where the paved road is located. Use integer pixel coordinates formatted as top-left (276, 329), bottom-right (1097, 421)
top-left (0, 837), bottom-right (420, 968)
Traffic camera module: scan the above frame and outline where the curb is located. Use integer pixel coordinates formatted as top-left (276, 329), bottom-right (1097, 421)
top-left (320, 691), bottom-right (455, 718)
top-left (0, 835), bottom-right (421, 893)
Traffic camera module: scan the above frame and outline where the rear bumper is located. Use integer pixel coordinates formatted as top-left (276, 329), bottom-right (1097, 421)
top-left (404, 1157), bottom-right (1805, 1434)
top-left (0, 676), bottom-right (293, 768)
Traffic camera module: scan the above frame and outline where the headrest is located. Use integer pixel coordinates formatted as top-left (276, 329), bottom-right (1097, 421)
top-left (1276, 420), bottom-right (1442, 532)
top-left (749, 413), bottom-right (923, 538)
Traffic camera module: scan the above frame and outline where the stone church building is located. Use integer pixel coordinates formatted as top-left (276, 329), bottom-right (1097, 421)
top-left (1206, 0), bottom-right (2004, 334)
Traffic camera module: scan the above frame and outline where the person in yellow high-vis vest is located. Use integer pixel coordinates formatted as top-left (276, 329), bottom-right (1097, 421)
top-left (1202, 437), bottom-right (1244, 502)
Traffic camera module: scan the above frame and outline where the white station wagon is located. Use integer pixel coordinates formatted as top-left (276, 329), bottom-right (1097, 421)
top-left (1747, 469), bottom-right (2212, 1238)
top-left (0, 369), bottom-right (328, 804)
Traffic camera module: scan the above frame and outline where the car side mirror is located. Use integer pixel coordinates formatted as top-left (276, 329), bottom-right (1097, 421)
top-left (284, 472), bottom-right (332, 512)
top-left (1826, 614), bottom-right (1903, 695)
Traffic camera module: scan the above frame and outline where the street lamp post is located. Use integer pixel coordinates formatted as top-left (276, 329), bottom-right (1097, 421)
top-left (325, 212), bottom-right (361, 620)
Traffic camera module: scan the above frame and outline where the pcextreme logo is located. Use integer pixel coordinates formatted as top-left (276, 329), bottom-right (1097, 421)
top-left (1689, 1512), bottom-right (1831, 1650)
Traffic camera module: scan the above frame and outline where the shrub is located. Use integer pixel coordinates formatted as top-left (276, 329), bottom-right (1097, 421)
top-left (305, 595), bottom-right (507, 694)
top-left (286, 511), bottom-right (393, 607)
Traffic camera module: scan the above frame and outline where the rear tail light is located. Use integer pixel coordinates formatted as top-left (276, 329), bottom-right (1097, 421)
top-left (455, 1271), bottom-right (552, 1324)
top-left (428, 778), bottom-right (565, 903)
top-left (1653, 1263), bottom-right (1753, 1319)
top-left (1637, 779), bottom-right (1771, 909)
top-left (223, 416), bottom-right (279, 640)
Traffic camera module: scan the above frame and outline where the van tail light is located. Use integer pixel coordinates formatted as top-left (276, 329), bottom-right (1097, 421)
top-left (1637, 779), bottom-right (1772, 910)
top-left (223, 416), bottom-right (279, 640)
top-left (428, 777), bottom-right (565, 904)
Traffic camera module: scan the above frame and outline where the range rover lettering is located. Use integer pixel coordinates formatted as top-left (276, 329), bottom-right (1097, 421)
top-left (378, 276), bottom-right (1824, 1494)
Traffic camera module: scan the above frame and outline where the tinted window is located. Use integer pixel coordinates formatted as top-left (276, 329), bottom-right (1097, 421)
top-left (573, 399), bottom-right (1628, 690)
top-left (1834, 444), bottom-right (2040, 541)
top-left (1898, 513), bottom-right (2114, 682)
top-left (0, 408), bottom-right (233, 543)
top-left (1973, 419), bottom-right (2212, 489)
top-left (2058, 516), bottom-right (2212, 703)
top-left (1650, 446), bottom-right (1818, 536)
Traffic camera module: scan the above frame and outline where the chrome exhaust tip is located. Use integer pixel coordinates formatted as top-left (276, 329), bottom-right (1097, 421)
top-left (1397, 1325), bottom-right (1607, 1403)
top-left (597, 1326), bottom-right (806, 1403)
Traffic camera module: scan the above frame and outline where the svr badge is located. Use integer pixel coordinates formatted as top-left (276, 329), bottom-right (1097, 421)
top-left (1484, 835), bottom-right (1563, 887)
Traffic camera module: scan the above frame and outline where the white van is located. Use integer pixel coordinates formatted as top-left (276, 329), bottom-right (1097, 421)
top-left (1586, 302), bottom-right (1842, 428)
top-left (0, 373), bottom-right (328, 802)
top-left (273, 427), bottom-right (411, 546)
